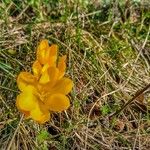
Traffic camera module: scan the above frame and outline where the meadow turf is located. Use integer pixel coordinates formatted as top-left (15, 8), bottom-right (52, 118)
top-left (0, 0), bottom-right (150, 149)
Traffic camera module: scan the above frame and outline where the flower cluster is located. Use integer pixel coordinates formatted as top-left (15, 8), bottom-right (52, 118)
top-left (16, 40), bottom-right (73, 124)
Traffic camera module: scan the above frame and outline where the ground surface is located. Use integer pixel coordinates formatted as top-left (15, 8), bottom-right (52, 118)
top-left (0, 0), bottom-right (150, 150)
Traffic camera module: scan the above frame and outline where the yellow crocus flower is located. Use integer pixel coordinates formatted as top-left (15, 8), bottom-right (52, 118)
top-left (16, 40), bottom-right (73, 124)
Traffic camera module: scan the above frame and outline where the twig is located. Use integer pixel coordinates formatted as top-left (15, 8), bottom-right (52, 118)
top-left (109, 83), bottom-right (150, 118)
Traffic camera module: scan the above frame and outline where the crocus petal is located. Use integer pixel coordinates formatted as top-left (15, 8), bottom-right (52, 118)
top-left (36, 39), bottom-right (50, 64)
top-left (39, 70), bottom-right (50, 84)
top-left (48, 67), bottom-right (59, 82)
top-left (38, 39), bottom-right (49, 50)
top-left (41, 63), bottom-right (49, 73)
top-left (16, 99), bottom-right (30, 118)
top-left (17, 72), bottom-right (36, 91)
top-left (49, 44), bottom-right (58, 57)
top-left (58, 55), bottom-right (66, 79)
top-left (16, 86), bottom-right (38, 111)
top-left (44, 94), bottom-right (70, 112)
top-left (51, 77), bottom-right (73, 95)
top-left (30, 103), bottom-right (50, 124)
top-left (32, 60), bottom-right (42, 78)
top-left (47, 44), bottom-right (58, 67)
top-left (39, 67), bottom-right (59, 85)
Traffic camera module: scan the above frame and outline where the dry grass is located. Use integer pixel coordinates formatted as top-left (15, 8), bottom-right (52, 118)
top-left (0, 0), bottom-right (150, 149)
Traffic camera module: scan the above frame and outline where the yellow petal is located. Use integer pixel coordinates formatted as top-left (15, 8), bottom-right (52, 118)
top-left (36, 39), bottom-right (50, 64)
top-left (38, 39), bottom-right (49, 50)
top-left (49, 44), bottom-right (58, 57)
top-left (17, 72), bottom-right (36, 91)
top-left (30, 103), bottom-right (50, 124)
top-left (51, 77), bottom-right (73, 95)
top-left (48, 56), bottom-right (57, 67)
top-left (41, 63), bottom-right (49, 73)
top-left (48, 67), bottom-right (59, 82)
top-left (16, 99), bottom-right (30, 118)
top-left (47, 44), bottom-right (58, 67)
top-left (39, 70), bottom-right (50, 84)
top-left (39, 67), bottom-right (59, 85)
top-left (44, 94), bottom-right (70, 112)
top-left (16, 86), bottom-right (38, 111)
top-left (32, 60), bottom-right (42, 78)
top-left (58, 55), bottom-right (66, 79)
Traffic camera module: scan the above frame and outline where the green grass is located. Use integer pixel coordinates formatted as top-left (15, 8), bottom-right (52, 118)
top-left (0, 0), bottom-right (150, 149)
